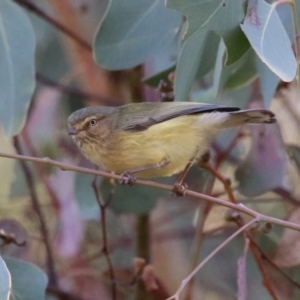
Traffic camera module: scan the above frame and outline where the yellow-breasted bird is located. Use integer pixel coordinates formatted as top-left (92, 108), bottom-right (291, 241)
top-left (67, 102), bottom-right (276, 186)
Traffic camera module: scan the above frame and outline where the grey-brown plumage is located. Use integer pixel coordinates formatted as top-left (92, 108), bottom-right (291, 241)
top-left (68, 102), bottom-right (276, 132)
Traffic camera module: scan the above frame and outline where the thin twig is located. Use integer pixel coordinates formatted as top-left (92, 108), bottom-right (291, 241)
top-left (237, 238), bottom-right (250, 300)
top-left (12, 138), bottom-right (58, 287)
top-left (185, 134), bottom-right (242, 300)
top-left (134, 214), bottom-right (151, 300)
top-left (206, 162), bottom-right (279, 299)
top-left (1, 151), bottom-right (300, 231)
top-left (167, 218), bottom-right (259, 300)
top-left (92, 178), bottom-right (117, 300)
top-left (12, 0), bottom-right (91, 50)
top-left (249, 241), bottom-right (279, 300)
top-left (36, 73), bottom-right (122, 106)
top-left (250, 238), bottom-right (300, 291)
top-left (273, 187), bottom-right (300, 205)
top-left (22, 130), bottom-right (61, 213)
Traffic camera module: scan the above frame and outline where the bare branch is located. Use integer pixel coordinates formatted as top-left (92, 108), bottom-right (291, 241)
top-left (12, 138), bottom-right (58, 287)
top-left (12, 0), bottom-right (91, 50)
top-left (92, 178), bottom-right (117, 300)
top-left (166, 218), bottom-right (259, 300)
top-left (1, 151), bottom-right (300, 231)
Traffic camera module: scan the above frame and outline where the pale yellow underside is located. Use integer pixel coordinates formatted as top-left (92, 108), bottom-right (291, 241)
top-left (81, 113), bottom-right (228, 178)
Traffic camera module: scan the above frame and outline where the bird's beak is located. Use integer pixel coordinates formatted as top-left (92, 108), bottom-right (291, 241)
top-left (67, 127), bottom-right (78, 135)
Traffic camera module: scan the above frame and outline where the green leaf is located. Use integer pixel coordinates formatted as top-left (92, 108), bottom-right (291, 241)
top-left (102, 179), bottom-right (170, 214)
top-left (94, 0), bottom-right (181, 70)
top-left (217, 85), bottom-right (252, 108)
top-left (173, 31), bottom-right (219, 101)
top-left (74, 173), bottom-right (100, 220)
top-left (0, 0), bottom-right (36, 136)
top-left (167, 0), bottom-right (250, 65)
top-left (256, 57), bottom-right (280, 108)
top-left (0, 256), bottom-right (11, 300)
top-left (240, 0), bottom-right (297, 82)
top-left (196, 32), bottom-right (220, 79)
top-left (4, 258), bottom-right (47, 300)
top-left (286, 144), bottom-right (300, 175)
top-left (236, 126), bottom-right (286, 197)
top-left (214, 43), bottom-right (258, 94)
top-left (173, 30), bottom-right (207, 101)
top-left (223, 49), bottom-right (258, 90)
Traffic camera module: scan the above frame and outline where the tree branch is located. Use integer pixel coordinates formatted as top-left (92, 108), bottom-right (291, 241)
top-left (92, 178), bottom-right (117, 300)
top-left (1, 151), bottom-right (300, 231)
top-left (167, 218), bottom-right (259, 300)
top-left (12, 0), bottom-right (91, 50)
top-left (12, 138), bottom-right (58, 287)
top-left (36, 73), bottom-right (121, 106)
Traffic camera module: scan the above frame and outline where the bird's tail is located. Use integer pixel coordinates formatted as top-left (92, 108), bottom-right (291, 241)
top-left (223, 109), bottom-right (276, 128)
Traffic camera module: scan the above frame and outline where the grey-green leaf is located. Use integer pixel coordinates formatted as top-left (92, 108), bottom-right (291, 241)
top-left (75, 173), bottom-right (100, 220)
top-left (256, 57), bottom-right (280, 108)
top-left (240, 0), bottom-right (297, 82)
top-left (286, 144), bottom-right (300, 175)
top-left (0, 256), bottom-right (10, 300)
top-left (167, 0), bottom-right (250, 65)
top-left (102, 179), bottom-right (170, 214)
top-left (236, 125), bottom-right (286, 197)
top-left (0, 0), bottom-right (35, 136)
top-left (4, 258), bottom-right (47, 300)
top-left (94, 0), bottom-right (181, 70)
top-left (173, 30), bottom-right (207, 101)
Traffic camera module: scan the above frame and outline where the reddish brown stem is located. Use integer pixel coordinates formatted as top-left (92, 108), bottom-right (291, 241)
top-left (92, 178), bottom-right (117, 300)
top-left (12, 0), bottom-right (91, 50)
top-left (13, 137), bottom-right (58, 287)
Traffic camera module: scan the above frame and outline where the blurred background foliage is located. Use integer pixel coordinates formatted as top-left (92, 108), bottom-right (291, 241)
top-left (0, 0), bottom-right (300, 299)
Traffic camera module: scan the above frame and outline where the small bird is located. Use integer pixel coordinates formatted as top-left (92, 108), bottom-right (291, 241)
top-left (67, 102), bottom-right (276, 186)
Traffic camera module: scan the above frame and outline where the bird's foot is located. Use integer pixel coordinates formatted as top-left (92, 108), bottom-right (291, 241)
top-left (119, 172), bottom-right (137, 186)
top-left (172, 182), bottom-right (188, 197)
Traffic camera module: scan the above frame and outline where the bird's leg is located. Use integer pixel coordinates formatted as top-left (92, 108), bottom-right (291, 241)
top-left (172, 161), bottom-right (193, 196)
top-left (172, 151), bottom-right (210, 196)
top-left (119, 158), bottom-right (170, 186)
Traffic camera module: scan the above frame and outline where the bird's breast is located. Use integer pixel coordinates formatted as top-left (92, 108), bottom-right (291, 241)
top-left (80, 115), bottom-right (212, 178)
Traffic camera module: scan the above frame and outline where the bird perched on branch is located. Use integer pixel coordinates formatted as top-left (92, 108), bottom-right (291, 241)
top-left (67, 102), bottom-right (276, 192)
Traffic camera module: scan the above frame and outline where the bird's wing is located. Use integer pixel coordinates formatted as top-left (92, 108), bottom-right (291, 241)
top-left (115, 102), bottom-right (240, 131)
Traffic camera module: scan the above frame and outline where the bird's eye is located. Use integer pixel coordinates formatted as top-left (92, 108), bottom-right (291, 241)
top-left (89, 119), bottom-right (97, 126)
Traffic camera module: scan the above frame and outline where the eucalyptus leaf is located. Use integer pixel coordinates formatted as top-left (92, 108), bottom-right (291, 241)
top-left (286, 144), bottom-right (300, 175)
top-left (256, 57), bottom-right (280, 108)
top-left (167, 0), bottom-right (250, 65)
top-left (4, 258), bottom-right (47, 300)
top-left (276, 2), bottom-right (295, 41)
top-left (241, 0), bottom-right (297, 82)
top-left (173, 30), bottom-right (207, 101)
top-left (102, 179), bottom-right (169, 214)
top-left (214, 45), bottom-right (258, 94)
top-left (173, 30), bottom-right (220, 101)
top-left (75, 173), bottom-right (100, 220)
top-left (236, 125), bottom-right (286, 197)
top-left (223, 49), bottom-right (258, 90)
top-left (94, 0), bottom-right (181, 70)
top-left (217, 85), bottom-right (252, 109)
top-left (196, 32), bottom-right (220, 79)
top-left (0, 0), bottom-right (35, 136)
top-left (0, 256), bottom-right (10, 300)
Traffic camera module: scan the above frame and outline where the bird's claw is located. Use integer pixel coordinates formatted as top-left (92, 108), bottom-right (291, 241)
top-left (119, 172), bottom-right (137, 186)
top-left (172, 183), bottom-right (188, 197)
